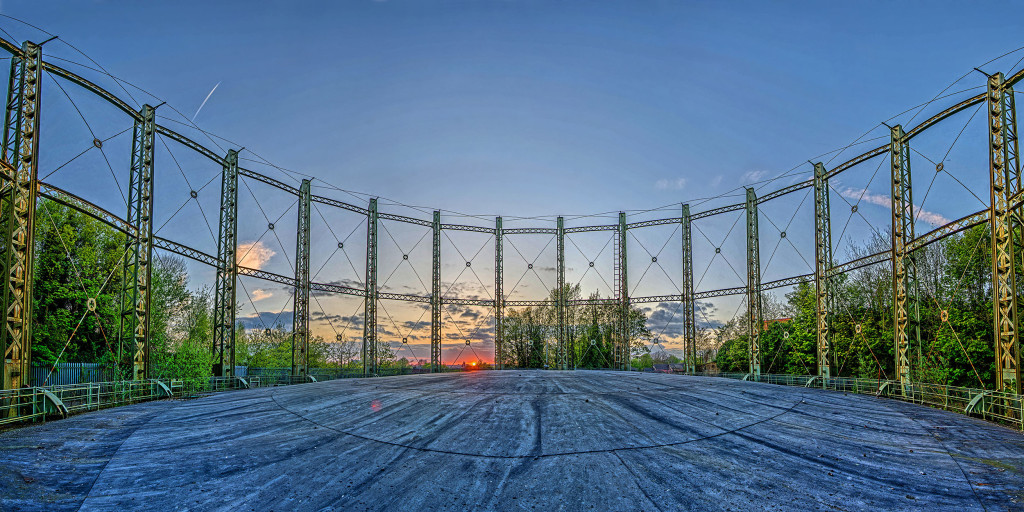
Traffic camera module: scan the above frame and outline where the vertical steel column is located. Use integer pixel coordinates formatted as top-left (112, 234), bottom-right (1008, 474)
top-left (681, 204), bottom-right (696, 374)
top-left (292, 179), bottom-right (311, 378)
top-left (431, 210), bottom-right (441, 372)
top-left (1, 41), bottom-right (41, 392)
top-left (363, 198), bottom-right (378, 376)
top-left (745, 188), bottom-right (762, 378)
top-left (119, 104), bottom-right (156, 381)
top-left (988, 72), bottom-right (1022, 394)
top-left (556, 216), bottom-right (566, 370)
top-left (494, 216), bottom-right (503, 370)
top-left (213, 150), bottom-right (239, 377)
top-left (813, 162), bottom-right (832, 381)
top-left (615, 212), bottom-right (629, 370)
top-left (890, 124), bottom-right (914, 387)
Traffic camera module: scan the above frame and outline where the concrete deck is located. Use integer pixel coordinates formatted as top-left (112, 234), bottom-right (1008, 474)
top-left (1, 370), bottom-right (1022, 511)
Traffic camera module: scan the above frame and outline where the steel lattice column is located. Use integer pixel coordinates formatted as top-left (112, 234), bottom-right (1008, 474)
top-left (431, 210), bottom-right (441, 372)
top-left (745, 188), bottom-right (762, 378)
top-left (292, 179), bottom-right (311, 378)
top-left (119, 104), bottom-right (156, 381)
top-left (494, 216), bottom-right (503, 370)
top-left (364, 198), bottom-right (378, 376)
top-left (1, 41), bottom-right (41, 392)
top-left (213, 149), bottom-right (239, 378)
top-left (556, 216), bottom-right (567, 370)
top-left (615, 212), bottom-right (628, 370)
top-left (988, 72), bottom-right (1022, 394)
top-left (890, 124), bottom-right (915, 387)
top-left (813, 162), bottom-right (832, 381)
top-left (681, 204), bottom-right (696, 374)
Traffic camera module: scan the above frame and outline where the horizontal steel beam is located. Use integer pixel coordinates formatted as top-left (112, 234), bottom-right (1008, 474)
top-left (37, 182), bottom-right (134, 235)
top-left (310, 195), bottom-right (369, 216)
top-left (441, 223), bottom-right (495, 234)
top-left (627, 217), bottom-right (681, 230)
top-left (380, 211), bottom-right (431, 228)
top-left (238, 168), bottom-right (299, 195)
top-left (152, 237), bottom-right (219, 267)
top-left (906, 208), bottom-right (989, 253)
top-left (504, 227), bottom-right (557, 235)
top-left (828, 250), bottom-right (890, 276)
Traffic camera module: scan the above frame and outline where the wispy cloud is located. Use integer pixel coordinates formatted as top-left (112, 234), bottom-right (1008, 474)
top-left (741, 170), bottom-right (768, 184)
top-left (250, 289), bottom-right (273, 302)
top-left (840, 188), bottom-right (950, 227)
top-left (237, 241), bottom-right (275, 269)
top-left (655, 177), bottom-right (687, 190)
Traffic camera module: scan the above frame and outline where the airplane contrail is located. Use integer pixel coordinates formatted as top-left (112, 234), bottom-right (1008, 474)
top-left (192, 81), bottom-right (221, 122)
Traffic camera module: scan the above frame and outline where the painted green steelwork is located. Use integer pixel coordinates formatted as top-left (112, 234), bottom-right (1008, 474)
top-left (890, 125), bottom-right (915, 387)
top-left (364, 198), bottom-right (378, 376)
top-left (746, 187), bottom-right (761, 378)
top-left (431, 210), bottom-right (441, 371)
top-left (556, 216), bottom-right (567, 369)
top-left (292, 179), bottom-right (311, 378)
top-left (494, 216), bottom-right (503, 370)
top-left (682, 204), bottom-right (696, 374)
top-left (213, 149), bottom-right (239, 377)
top-left (615, 212), bottom-right (628, 370)
top-left (988, 72), bottom-right (1022, 394)
top-left (813, 162), bottom-right (832, 380)
top-left (119, 104), bottom-right (156, 381)
top-left (1, 41), bottom-right (41, 392)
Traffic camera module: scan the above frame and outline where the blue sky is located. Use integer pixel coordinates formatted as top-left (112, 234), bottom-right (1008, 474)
top-left (3, 1), bottom-right (1023, 362)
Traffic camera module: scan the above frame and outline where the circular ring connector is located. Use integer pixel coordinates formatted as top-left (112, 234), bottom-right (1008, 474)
top-left (715, 247), bottom-right (721, 254)
top-left (780, 231), bottom-right (787, 239)
top-left (855, 324), bottom-right (862, 334)
top-left (466, 261), bottom-right (471, 267)
top-left (86, 297), bottom-right (97, 312)
top-left (936, 163), bottom-right (944, 173)
top-left (528, 263), bottom-right (533, 269)
top-left (402, 337), bottom-right (408, 344)
top-left (336, 334), bottom-right (344, 342)
top-left (851, 205), bottom-right (858, 213)
top-left (92, 138), bottom-right (103, 149)
top-left (264, 328), bottom-right (272, 336)
top-left (190, 190), bottom-right (198, 199)
top-left (940, 309), bottom-right (949, 322)
top-left (338, 242), bottom-right (344, 249)
top-left (403, 254), bottom-right (409, 260)
top-left (268, 223), bottom-right (275, 230)
top-left (651, 256), bottom-right (657, 263)
top-left (465, 339), bottom-right (471, 345)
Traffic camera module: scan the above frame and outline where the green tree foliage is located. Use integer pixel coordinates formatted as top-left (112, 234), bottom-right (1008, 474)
top-left (32, 199), bottom-right (126, 365)
top-left (714, 225), bottom-right (997, 388)
top-left (499, 284), bottom-right (650, 369)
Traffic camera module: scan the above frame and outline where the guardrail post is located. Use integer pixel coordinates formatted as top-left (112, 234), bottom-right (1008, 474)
top-left (682, 204), bottom-right (696, 375)
top-left (363, 198), bottom-right (378, 376)
top-left (119, 104), bottom-right (156, 381)
top-left (890, 125), bottom-right (915, 390)
top-left (292, 179), bottom-right (311, 378)
top-left (987, 71), bottom-right (1022, 395)
top-left (2, 41), bottom-right (42, 394)
top-left (213, 149), bottom-right (239, 377)
top-left (494, 216), bottom-right (503, 370)
top-left (431, 210), bottom-right (441, 371)
top-left (813, 162), bottom-right (832, 382)
top-left (745, 188), bottom-right (762, 379)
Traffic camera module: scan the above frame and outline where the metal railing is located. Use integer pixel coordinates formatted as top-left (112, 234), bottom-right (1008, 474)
top-left (702, 372), bottom-right (1023, 431)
